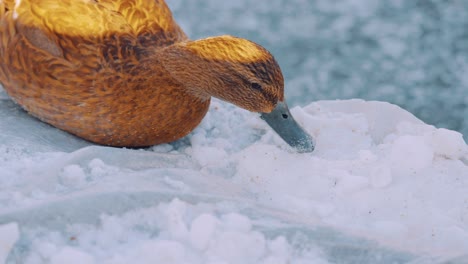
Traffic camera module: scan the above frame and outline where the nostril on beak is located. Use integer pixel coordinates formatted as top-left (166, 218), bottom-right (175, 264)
top-left (260, 101), bottom-right (315, 153)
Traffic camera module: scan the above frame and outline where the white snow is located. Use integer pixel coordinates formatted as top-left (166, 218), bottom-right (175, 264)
top-left (0, 95), bottom-right (468, 263)
top-left (0, 223), bottom-right (19, 264)
top-left (49, 247), bottom-right (95, 264)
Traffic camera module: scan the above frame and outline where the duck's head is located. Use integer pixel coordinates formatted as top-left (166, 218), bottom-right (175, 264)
top-left (160, 35), bottom-right (314, 152)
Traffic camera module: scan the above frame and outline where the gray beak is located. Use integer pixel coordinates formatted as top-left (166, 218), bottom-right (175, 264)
top-left (260, 101), bottom-right (315, 153)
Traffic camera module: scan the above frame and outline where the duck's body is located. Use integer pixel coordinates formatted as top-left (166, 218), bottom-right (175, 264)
top-left (0, 0), bottom-right (314, 151)
top-left (0, 0), bottom-right (209, 146)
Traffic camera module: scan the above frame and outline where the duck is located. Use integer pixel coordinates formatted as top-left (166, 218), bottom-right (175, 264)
top-left (0, 0), bottom-right (314, 152)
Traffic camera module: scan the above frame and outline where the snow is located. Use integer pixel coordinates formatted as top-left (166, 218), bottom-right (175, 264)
top-left (0, 223), bottom-right (19, 263)
top-left (49, 247), bottom-right (95, 264)
top-left (0, 223), bottom-right (19, 264)
top-left (1, 91), bottom-right (467, 263)
top-left (1, 0), bottom-right (468, 262)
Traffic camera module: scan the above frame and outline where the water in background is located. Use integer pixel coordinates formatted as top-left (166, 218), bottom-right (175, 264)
top-left (167, 0), bottom-right (468, 139)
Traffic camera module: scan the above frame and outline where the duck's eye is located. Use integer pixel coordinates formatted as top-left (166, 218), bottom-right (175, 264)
top-left (251, 83), bottom-right (262, 90)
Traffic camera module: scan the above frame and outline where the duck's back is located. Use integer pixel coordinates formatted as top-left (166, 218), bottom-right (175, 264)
top-left (1, 0), bottom-right (187, 46)
top-left (0, 0), bottom-right (209, 147)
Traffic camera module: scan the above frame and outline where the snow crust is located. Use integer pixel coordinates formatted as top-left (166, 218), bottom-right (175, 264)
top-left (1, 95), bottom-right (467, 263)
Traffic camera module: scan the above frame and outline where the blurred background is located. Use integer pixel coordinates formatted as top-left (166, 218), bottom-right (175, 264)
top-left (167, 0), bottom-right (468, 140)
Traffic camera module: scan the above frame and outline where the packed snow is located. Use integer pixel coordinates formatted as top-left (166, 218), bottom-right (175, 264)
top-left (1, 88), bottom-right (467, 263)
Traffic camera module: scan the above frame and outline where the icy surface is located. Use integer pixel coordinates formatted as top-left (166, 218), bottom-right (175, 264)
top-left (166, 0), bottom-right (468, 139)
top-left (1, 96), bottom-right (467, 263)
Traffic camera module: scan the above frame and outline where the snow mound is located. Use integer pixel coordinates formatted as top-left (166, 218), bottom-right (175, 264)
top-left (1, 98), bottom-right (467, 263)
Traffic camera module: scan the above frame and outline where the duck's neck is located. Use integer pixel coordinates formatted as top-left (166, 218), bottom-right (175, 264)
top-left (154, 42), bottom-right (224, 101)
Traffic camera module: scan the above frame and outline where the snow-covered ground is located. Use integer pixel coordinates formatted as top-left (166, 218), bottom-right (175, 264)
top-left (1, 83), bottom-right (467, 263)
top-left (2, 1), bottom-right (468, 263)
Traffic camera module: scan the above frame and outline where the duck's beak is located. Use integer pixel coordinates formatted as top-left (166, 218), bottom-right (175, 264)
top-left (260, 101), bottom-right (315, 153)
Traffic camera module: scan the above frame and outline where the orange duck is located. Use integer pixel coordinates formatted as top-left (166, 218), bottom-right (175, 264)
top-left (0, 0), bottom-right (314, 152)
